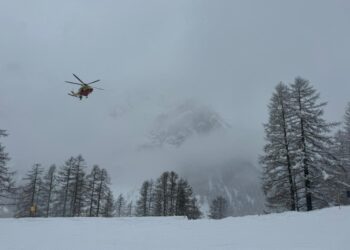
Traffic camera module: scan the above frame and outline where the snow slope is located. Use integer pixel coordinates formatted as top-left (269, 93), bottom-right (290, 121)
top-left (1, 206), bottom-right (349, 250)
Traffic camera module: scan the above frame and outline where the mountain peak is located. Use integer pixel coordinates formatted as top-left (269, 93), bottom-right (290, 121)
top-left (148, 100), bottom-right (229, 147)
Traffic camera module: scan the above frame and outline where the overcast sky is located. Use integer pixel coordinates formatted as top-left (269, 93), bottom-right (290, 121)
top-left (1, 0), bottom-right (350, 190)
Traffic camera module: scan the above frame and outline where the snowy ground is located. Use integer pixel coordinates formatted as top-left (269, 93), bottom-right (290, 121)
top-left (1, 206), bottom-right (349, 250)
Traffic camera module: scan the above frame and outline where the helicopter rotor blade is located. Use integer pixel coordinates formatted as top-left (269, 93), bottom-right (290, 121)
top-left (87, 80), bottom-right (100, 85)
top-left (65, 81), bottom-right (83, 86)
top-left (72, 74), bottom-right (85, 84)
top-left (93, 87), bottom-right (104, 90)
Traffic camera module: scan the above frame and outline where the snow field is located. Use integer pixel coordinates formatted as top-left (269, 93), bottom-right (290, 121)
top-left (1, 206), bottom-right (349, 250)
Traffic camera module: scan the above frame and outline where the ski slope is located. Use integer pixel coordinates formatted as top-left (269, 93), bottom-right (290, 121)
top-left (1, 206), bottom-right (349, 250)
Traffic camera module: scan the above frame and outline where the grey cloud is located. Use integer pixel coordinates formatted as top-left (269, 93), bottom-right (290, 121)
top-left (1, 0), bottom-right (349, 190)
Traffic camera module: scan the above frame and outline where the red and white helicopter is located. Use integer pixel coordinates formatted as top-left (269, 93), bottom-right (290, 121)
top-left (65, 74), bottom-right (103, 100)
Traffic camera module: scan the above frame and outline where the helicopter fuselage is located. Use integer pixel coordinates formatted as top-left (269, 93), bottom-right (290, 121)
top-left (78, 86), bottom-right (93, 97)
top-left (65, 74), bottom-right (101, 100)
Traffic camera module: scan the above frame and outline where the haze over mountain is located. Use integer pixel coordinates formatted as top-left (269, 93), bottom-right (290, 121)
top-left (1, 1), bottom-right (349, 214)
top-left (134, 101), bottom-right (264, 216)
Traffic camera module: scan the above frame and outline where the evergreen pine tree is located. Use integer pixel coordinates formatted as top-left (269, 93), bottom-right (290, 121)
top-left (70, 155), bottom-right (86, 217)
top-left (102, 189), bottom-right (115, 217)
top-left (95, 168), bottom-right (110, 217)
top-left (40, 165), bottom-right (57, 217)
top-left (137, 172), bottom-right (201, 219)
top-left (187, 196), bottom-right (202, 219)
top-left (16, 164), bottom-right (43, 217)
top-left (289, 77), bottom-right (340, 210)
top-left (154, 171), bottom-right (169, 216)
top-left (340, 103), bottom-right (350, 180)
top-left (175, 178), bottom-right (200, 218)
top-left (126, 201), bottom-right (133, 217)
top-left (56, 157), bottom-right (75, 216)
top-left (332, 103), bottom-right (350, 204)
top-left (115, 194), bottom-right (125, 217)
top-left (86, 165), bottom-right (101, 217)
top-left (209, 196), bottom-right (228, 219)
top-left (0, 130), bottom-right (15, 203)
top-left (168, 171), bottom-right (178, 216)
top-left (136, 180), bottom-right (151, 216)
top-left (261, 83), bottom-right (299, 212)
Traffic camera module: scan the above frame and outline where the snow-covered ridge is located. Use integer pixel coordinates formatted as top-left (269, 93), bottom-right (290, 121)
top-left (147, 100), bottom-right (229, 147)
top-left (1, 206), bottom-right (349, 250)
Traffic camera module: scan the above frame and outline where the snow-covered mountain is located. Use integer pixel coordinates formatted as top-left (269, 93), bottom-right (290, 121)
top-left (140, 101), bottom-right (264, 216)
top-left (145, 100), bottom-right (229, 148)
top-left (181, 160), bottom-right (265, 217)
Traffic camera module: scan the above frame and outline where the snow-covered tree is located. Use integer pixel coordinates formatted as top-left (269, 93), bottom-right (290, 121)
top-left (261, 83), bottom-right (299, 212)
top-left (86, 165), bottom-right (101, 217)
top-left (40, 165), bottom-right (57, 217)
top-left (126, 201), bottom-right (133, 217)
top-left (187, 196), bottom-right (202, 219)
top-left (16, 164), bottom-right (43, 217)
top-left (0, 130), bottom-right (15, 204)
top-left (102, 189), bottom-right (115, 217)
top-left (332, 103), bottom-right (350, 204)
top-left (209, 196), bottom-right (228, 219)
top-left (95, 168), bottom-right (110, 217)
top-left (70, 155), bottom-right (86, 217)
top-left (168, 171), bottom-right (178, 216)
top-left (136, 180), bottom-right (152, 216)
top-left (289, 77), bottom-right (340, 210)
top-left (115, 194), bottom-right (126, 217)
top-left (155, 171), bottom-right (169, 216)
top-left (339, 103), bottom-right (350, 179)
top-left (137, 172), bottom-right (201, 219)
top-left (175, 178), bottom-right (200, 218)
top-left (56, 157), bottom-right (76, 216)
top-left (262, 78), bottom-right (347, 212)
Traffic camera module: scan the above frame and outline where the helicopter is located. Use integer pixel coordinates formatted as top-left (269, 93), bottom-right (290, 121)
top-left (65, 74), bottom-right (103, 100)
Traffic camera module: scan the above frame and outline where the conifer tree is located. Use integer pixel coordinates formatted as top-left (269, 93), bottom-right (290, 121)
top-left (168, 171), bottom-right (178, 215)
top-left (289, 77), bottom-right (340, 210)
top-left (126, 201), bottom-right (133, 217)
top-left (40, 165), bottom-right (57, 217)
top-left (147, 180), bottom-right (155, 215)
top-left (86, 165), bottom-right (101, 217)
top-left (154, 171), bottom-right (169, 216)
top-left (136, 180), bottom-right (151, 216)
top-left (187, 196), bottom-right (202, 219)
top-left (95, 168), bottom-right (110, 217)
top-left (176, 178), bottom-right (194, 217)
top-left (0, 130), bottom-right (15, 202)
top-left (16, 164), bottom-right (43, 217)
top-left (102, 189), bottom-right (115, 217)
top-left (70, 155), bottom-right (86, 217)
top-left (115, 194), bottom-right (125, 217)
top-left (332, 103), bottom-right (350, 204)
top-left (56, 157), bottom-right (75, 216)
top-left (340, 103), bottom-right (350, 177)
top-left (261, 83), bottom-right (299, 212)
top-left (209, 196), bottom-right (228, 219)
top-left (137, 172), bottom-right (201, 219)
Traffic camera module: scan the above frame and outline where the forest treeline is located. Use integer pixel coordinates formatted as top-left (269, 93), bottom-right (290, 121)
top-left (14, 156), bottom-right (115, 218)
top-left (0, 146), bottom-right (202, 218)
